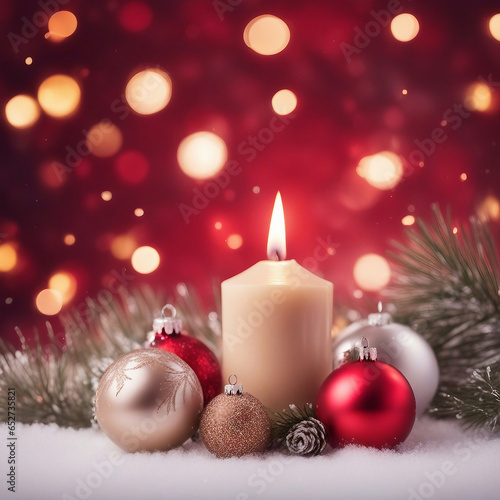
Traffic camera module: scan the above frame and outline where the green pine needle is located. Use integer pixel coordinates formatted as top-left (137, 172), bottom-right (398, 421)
top-left (0, 285), bottom-right (221, 428)
top-left (268, 403), bottom-right (316, 447)
top-left (388, 204), bottom-right (500, 433)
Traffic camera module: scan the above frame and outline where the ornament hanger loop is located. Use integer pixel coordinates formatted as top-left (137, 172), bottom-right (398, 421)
top-left (161, 304), bottom-right (177, 319)
top-left (225, 374), bottom-right (243, 395)
top-left (153, 304), bottom-right (183, 335)
top-left (357, 337), bottom-right (377, 361)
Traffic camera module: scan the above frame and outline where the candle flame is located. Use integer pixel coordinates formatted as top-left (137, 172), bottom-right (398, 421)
top-left (267, 191), bottom-right (286, 261)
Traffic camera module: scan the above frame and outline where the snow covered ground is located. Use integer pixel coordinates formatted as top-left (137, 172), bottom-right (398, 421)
top-left (2, 417), bottom-right (499, 500)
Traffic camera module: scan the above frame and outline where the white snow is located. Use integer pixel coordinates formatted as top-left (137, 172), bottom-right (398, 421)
top-left (2, 417), bottom-right (500, 500)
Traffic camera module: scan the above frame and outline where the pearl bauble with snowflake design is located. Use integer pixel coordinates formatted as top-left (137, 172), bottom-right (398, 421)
top-left (95, 348), bottom-right (203, 452)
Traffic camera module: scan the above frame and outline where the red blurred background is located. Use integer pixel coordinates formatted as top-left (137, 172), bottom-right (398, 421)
top-left (1, 0), bottom-right (500, 342)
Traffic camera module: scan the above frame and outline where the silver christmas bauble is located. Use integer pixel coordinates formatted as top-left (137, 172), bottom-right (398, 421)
top-left (332, 310), bottom-right (439, 418)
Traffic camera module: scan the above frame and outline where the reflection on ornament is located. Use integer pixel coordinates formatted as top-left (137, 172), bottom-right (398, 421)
top-left (332, 303), bottom-right (439, 417)
top-left (317, 338), bottom-right (416, 449)
top-left (95, 349), bottom-right (203, 452)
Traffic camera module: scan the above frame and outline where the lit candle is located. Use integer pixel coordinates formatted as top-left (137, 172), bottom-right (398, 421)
top-left (221, 192), bottom-right (333, 412)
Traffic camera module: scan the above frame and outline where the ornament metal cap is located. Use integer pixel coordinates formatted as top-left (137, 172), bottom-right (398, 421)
top-left (153, 304), bottom-right (183, 335)
top-left (224, 374), bottom-right (243, 395)
top-left (368, 301), bottom-right (392, 326)
top-left (356, 337), bottom-right (377, 361)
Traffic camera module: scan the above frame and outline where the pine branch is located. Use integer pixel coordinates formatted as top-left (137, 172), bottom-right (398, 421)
top-left (430, 362), bottom-right (500, 433)
top-left (268, 403), bottom-right (316, 448)
top-left (0, 285), bottom-right (221, 428)
top-left (388, 205), bottom-right (500, 432)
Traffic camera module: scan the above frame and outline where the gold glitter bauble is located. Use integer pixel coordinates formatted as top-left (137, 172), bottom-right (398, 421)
top-left (200, 392), bottom-right (271, 458)
top-left (95, 348), bottom-right (203, 452)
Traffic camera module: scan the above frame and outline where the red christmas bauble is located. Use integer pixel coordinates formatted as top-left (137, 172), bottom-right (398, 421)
top-left (315, 360), bottom-right (416, 449)
top-left (152, 332), bottom-right (222, 406)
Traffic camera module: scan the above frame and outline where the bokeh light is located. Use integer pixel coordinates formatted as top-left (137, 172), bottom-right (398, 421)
top-left (271, 89), bottom-right (297, 115)
top-left (489, 13), bottom-right (500, 41)
top-left (119, 1), bottom-right (153, 32)
top-left (37, 75), bottom-right (81, 118)
top-left (478, 195), bottom-right (500, 221)
top-left (38, 161), bottom-right (66, 189)
top-left (353, 254), bottom-right (392, 291)
top-left (134, 208), bottom-right (144, 217)
top-left (48, 11), bottom-right (78, 39)
top-left (131, 246), bottom-right (160, 274)
top-left (357, 151), bottom-right (403, 190)
top-left (460, 173), bottom-right (467, 181)
top-left (5, 95), bottom-right (40, 129)
top-left (177, 131), bottom-right (228, 179)
top-left (87, 122), bottom-right (123, 157)
top-left (36, 289), bottom-right (63, 316)
top-left (214, 221), bottom-right (222, 230)
top-left (0, 243), bottom-right (17, 272)
top-left (125, 69), bottom-right (172, 115)
top-left (114, 150), bottom-right (149, 184)
top-left (25, 57), bottom-right (33, 65)
top-left (64, 234), bottom-right (76, 245)
top-left (101, 191), bottom-right (113, 201)
top-left (243, 15), bottom-right (290, 55)
top-left (111, 234), bottom-right (137, 260)
top-left (402, 215), bottom-right (415, 226)
top-left (391, 13), bottom-right (420, 42)
top-left (227, 234), bottom-right (243, 249)
top-left (48, 271), bottom-right (77, 304)
top-left (465, 82), bottom-right (492, 112)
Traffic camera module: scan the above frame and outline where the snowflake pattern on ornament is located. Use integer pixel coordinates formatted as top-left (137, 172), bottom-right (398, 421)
top-left (97, 349), bottom-right (201, 413)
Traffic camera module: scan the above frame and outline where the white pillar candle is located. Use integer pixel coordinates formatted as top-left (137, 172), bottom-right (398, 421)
top-left (221, 193), bottom-right (333, 412)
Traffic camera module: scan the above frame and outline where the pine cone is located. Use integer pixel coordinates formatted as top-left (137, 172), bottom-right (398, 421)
top-left (285, 417), bottom-right (327, 456)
